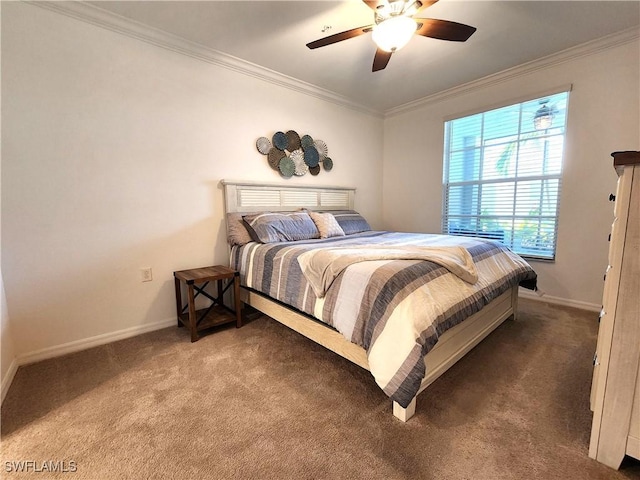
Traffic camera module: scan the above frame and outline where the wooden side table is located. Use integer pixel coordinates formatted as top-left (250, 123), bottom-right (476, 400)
top-left (173, 265), bottom-right (242, 342)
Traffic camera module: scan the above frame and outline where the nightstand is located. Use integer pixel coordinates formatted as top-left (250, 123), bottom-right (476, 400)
top-left (173, 265), bottom-right (242, 342)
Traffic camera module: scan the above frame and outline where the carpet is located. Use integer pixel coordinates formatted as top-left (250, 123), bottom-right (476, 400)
top-left (1, 298), bottom-right (639, 479)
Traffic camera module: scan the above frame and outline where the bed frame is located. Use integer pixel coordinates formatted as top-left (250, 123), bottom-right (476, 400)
top-left (221, 179), bottom-right (519, 422)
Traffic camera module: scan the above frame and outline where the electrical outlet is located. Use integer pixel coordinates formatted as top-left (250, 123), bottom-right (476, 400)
top-left (141, 268), bottom-right (153, 282)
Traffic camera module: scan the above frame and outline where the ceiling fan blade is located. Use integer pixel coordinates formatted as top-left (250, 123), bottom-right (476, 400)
top-left (306, 25), bottom-right (374, 49)
top-left (414, 18), bottom-right (476, 42)
top-left (372, 49), bottom-right (393, 72)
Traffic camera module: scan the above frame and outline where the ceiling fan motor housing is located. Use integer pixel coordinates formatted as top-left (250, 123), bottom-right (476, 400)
top-left (375, 0), bottom-right (422, 23)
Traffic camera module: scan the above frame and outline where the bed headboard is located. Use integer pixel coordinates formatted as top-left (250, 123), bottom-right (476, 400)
top-left (221, 180), bottom-right (356, 214)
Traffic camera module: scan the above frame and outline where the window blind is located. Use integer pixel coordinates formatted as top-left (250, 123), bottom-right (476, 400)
top-left (442, 91), bottom-right (569, 260)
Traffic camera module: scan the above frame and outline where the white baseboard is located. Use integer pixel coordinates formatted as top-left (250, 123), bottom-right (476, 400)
top-left (16, 317), bottom-right (176, 368)
top-left (518, 288), bottom-right (601, 312)
top-left (1, 358), bottom-right (18, 403)
top-left (0, 290), bottom-right (598, 402)
top-left (1, 317), bottom-right (176, 403)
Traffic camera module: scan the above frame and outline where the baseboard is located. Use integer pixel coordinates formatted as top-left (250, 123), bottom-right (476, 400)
top-left (2, 291), bottom-right (597, 400)
top-left (518, 289), bottom-right (601, 312)
top-left (16, 317), bottom-right (176, 367)
top-left (1, 358), bottom-right (18, 403)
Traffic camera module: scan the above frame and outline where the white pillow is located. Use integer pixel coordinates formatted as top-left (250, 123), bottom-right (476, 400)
top-left (309, 211), bottom-right (345, 239)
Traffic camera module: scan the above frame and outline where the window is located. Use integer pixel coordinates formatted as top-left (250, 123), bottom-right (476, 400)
top-left (442, 91), bottom-right (569, 260)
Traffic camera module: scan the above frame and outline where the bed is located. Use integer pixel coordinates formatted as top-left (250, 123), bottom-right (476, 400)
top-left (221, 180), bottom-right (537, 421)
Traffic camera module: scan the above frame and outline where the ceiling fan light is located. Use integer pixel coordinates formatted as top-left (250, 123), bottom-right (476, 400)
top-left (372, 16), bottom-right (417, 53)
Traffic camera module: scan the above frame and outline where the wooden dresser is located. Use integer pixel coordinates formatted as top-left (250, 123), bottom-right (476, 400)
top-left (589, 151), bottom-right (640, 469)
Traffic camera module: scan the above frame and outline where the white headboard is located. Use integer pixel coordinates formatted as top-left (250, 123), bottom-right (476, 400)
top-left (221, 180), bottom-right (355, 214)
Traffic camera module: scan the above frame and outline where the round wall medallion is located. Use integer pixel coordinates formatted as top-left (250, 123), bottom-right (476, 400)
top-left (286, 130), bottom-right (301, 151)
top-left (290, 149), bottom-right (308, 176)
top-left (303, 145), bottom-right (319, 167)
top-left (301, 134), bottom-right (315, 148)
top-left (294, 161), bottom-right (309, 176)
top-left (272, 131), bottom-right (288, 151)
top-left (268, 147), bottom-right (286, 170)
top-left (256, 137), bottom-right (272, 155)
top-left (278, 156), bottom-right (295, 178)
top-left (323, 157), bottom-right (333, 171)
top-left (314, 139), bottom-right (328, 160)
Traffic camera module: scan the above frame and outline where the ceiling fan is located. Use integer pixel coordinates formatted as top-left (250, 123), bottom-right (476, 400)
top-left (306, 0), bottom-right (477, 72)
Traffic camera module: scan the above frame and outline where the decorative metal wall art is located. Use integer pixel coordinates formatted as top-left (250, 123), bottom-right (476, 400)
top-left (256, 130), bottom-right (334, 178)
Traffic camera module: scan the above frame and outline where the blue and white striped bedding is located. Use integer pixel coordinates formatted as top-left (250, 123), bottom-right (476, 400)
top-left (231, 231), bottom-right (537, 408)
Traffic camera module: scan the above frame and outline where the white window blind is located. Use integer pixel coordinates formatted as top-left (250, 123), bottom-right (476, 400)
top-left (442, 91), bottom-right (569, 260)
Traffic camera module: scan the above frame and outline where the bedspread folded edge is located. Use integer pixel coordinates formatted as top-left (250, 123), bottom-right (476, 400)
top-left (297, 245), bottom-right (478, 298)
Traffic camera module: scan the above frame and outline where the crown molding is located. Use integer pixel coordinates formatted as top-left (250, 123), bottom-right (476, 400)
top-left (29, 1), bottom-right (384, 118)
top-left (26, 2), bottom-right (639, 121)
top-left (385, 26), bottom-right (639, 117)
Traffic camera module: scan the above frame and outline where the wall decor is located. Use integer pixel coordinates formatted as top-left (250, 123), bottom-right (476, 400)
top-left (286, 130), bottom-right (301, 151)
top-left (256, 130), bottom-right (333, 178)
top-left (267, 147), bottom-right (286, 170)
top-left (256, 137), bottom-right (272, 155)
top-left (278, 156), bottom-right (295, 178)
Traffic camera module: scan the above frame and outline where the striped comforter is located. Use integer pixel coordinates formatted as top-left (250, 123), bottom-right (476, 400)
top-left (230, 231), bottom-right (537, 408)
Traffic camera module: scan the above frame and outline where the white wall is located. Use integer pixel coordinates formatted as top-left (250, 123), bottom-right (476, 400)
top-left (383, 37), bottom-right (640, 307)
top-left (1, 3), bottom-right (383, 359)
top-left (0, 0), bottom-right (17, 400)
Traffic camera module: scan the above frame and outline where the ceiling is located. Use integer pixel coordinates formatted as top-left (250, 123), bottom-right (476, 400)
top-left (89, 1), bottom-right (640, 113)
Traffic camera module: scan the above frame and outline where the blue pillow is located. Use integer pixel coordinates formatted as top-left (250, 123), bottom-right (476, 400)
top-left (242, 212), bottom-right (319, 243)
top-left (330, 211), bottom-right (371, 235)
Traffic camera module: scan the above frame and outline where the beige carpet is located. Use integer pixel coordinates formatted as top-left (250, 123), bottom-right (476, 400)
top-left (1, 298), bottom-right (639, 480)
